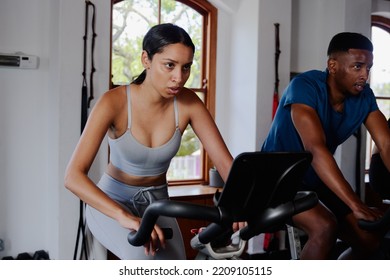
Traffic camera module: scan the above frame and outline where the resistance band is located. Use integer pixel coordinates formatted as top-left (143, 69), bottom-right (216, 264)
top-left (272, 23), bottom-right (281, 119)
top-left (264, 23), bottom-right (282, 252)
top-left (74, 0), bottom-right (96, 260)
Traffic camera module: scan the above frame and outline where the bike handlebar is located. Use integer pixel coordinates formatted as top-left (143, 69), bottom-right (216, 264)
top-left (358, 206), bottom-right (390, 231)
top-left (127, 200), bottom-right (224, 246)
top-left (128, 191), bottom-right (318, 247)
top-left (239, 191), bottom-right (318, 240)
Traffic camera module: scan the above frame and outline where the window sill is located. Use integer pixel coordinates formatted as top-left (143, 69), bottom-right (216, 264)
top-left (168, 184), bottom-right (221, 199)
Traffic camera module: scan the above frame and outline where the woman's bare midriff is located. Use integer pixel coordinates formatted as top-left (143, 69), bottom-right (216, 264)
top-left (106, 162), bottom-right (167, 187)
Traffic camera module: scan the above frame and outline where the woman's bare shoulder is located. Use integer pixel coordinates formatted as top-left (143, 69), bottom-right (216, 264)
top-left (177, 87), bottom-right (203, 105)
top-left (176, 87), bottom-right (209, 122)
top-left (97, 85), bottom-right (127, 109)
top-left (103, 85), bottom-right (126, 99)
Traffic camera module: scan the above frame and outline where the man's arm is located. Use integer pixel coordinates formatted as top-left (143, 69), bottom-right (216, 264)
top-left (291, 103), bottom-right (380, 220)
top-left (365, 110), bottom-right (390, 172)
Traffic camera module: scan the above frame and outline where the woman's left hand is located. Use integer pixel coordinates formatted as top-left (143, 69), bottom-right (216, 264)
top-left (232, 221), bottom-right (247, 232)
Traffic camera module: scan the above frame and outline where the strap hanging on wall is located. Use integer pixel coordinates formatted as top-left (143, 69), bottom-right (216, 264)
top-left (272, 23), bottom-right (281, 120)
top-left (354, 127), bottom-right (362, 197)
top-left (81, 0), bottom-right (96, 133)
top-left (263, 23), bottom-right (282, 253)
top-left (74, 0), bottom-right (96, 260)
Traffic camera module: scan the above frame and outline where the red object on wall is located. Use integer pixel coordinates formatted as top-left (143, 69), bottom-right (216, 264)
top-left (272, 92), bottom-right (279, 119)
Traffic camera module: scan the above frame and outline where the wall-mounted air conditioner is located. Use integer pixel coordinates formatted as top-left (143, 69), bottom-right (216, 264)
top-left (0, 52), bottom-right (39, 69)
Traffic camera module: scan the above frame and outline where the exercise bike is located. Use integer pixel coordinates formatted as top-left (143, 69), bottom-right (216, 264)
top-left (127, 151), bottom-right (319, 260)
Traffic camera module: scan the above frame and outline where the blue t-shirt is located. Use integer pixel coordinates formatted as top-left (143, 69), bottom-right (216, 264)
top-left (261, 69), bottom-right (378, 185)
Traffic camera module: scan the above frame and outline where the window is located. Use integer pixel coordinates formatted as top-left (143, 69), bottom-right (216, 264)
top-left (110, 0), bottom-right (217, 185)
top-left (365, 15), bottom-right (390, 170)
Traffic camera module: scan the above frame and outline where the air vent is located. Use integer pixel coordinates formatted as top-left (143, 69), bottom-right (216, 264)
top-left (0, 53), bottom-right (39, 69)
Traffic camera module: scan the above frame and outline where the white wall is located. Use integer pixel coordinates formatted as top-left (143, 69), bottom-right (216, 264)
top-left (0, 0), bottom-right (111, 259)
top-left (213, 0), bottom-right (262, 155)
top-left (291, 0), bottom-right (373, 73)
top-left (0, 0), bottom-right (389, 260)
top-left (0, 0), bottom-right (52, 258)
top-left (211, 0), bottom-right (292, 155)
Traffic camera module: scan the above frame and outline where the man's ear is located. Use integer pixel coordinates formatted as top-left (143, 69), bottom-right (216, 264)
top-left (141, 50), bottom-right (151, 69)
top-left (327, 57), bottom-right (337, 74)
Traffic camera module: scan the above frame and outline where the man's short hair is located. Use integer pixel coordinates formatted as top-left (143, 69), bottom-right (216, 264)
top-left (327, 32), bottom-right (373, 56)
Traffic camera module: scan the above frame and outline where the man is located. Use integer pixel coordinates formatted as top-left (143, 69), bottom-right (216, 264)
top-left (261, 32), bottom-right (390, 259)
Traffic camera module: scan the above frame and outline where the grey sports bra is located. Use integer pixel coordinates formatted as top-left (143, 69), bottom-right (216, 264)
top-left (108, 85), bottom-right (182, 176)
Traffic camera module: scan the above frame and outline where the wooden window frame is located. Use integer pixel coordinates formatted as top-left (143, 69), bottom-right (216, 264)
top-left (365, 14), bottom-right (390, 171)
top-left (372, 14), bottom-right (390, 33)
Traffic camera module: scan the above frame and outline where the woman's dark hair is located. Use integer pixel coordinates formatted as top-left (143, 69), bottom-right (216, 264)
top-left (132, 23), bottom-right (195, 84)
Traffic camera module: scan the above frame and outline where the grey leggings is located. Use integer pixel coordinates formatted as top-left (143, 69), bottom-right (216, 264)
top-left (86, 173), bottom-right (186, 260)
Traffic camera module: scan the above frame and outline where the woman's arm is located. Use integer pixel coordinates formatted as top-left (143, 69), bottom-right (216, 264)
top-left (64, 88), bottom-right (164, 255)
top-left (65, 89), bottom-right (128, 219)
top-left (181, 90), bottom-right (233, 182)
top-left (365, 110), bottom-right (390, 172)
top-left (181, 90), bottom-right (246, 230)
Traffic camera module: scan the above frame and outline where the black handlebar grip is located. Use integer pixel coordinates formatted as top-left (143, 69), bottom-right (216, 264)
top-left (128, 200), bottom-right (221, 246)
top-left (358, 207), bottom-right (390, 231)
top-left (128, 227), bottom-right (173, 245)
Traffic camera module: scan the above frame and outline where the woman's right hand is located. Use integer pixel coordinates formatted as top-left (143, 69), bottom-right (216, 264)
top-left (118, 214), bottom-right (166, 256)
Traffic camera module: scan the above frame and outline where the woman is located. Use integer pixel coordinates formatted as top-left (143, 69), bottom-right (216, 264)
top-left (64, 23), bottom-right (233, 259)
